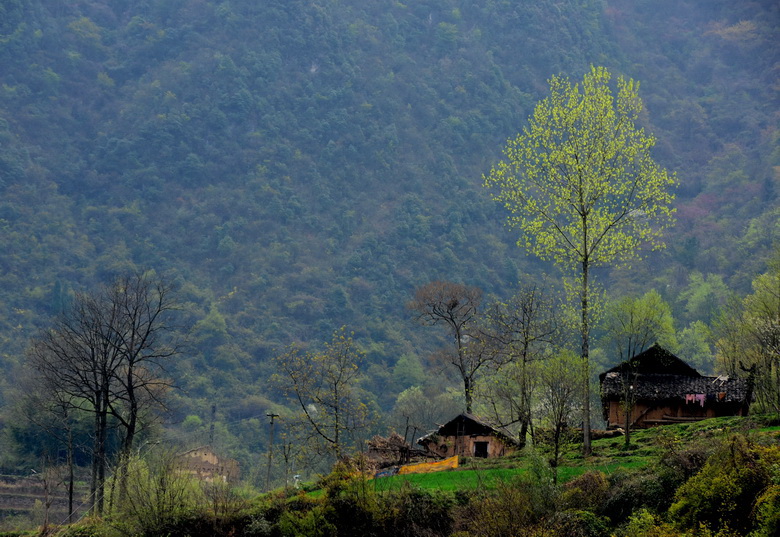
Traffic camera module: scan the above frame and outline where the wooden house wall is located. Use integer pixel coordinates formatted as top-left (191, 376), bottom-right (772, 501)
top-left (424, 434), bottom-right (516, 459)
top-left (606, 399), bottom-right (748, 428)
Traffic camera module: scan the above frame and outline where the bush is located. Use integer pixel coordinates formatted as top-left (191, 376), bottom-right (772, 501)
top-left (114, 452), bottom-right (206, 537)
top-left (669, 435), bottom-right (775, 534)
top-left (601, 466), bottom-right (677, 524)
top-left (380, 485), bottom-right (453, 537)
top-left (54, 519), bottom-right (113, 537)
top-left (276, 504), bottom-right (336, 537)
top-left (560, 471), bottom-right (608, 512)
top-left (551, 510), bottom-right (610, 537)
top-left (453, 482), bottom-right (535, 537)
top-left (616, 508), bottom-right (683, 537)
top-left (752, 484), bottom-right (780, 537)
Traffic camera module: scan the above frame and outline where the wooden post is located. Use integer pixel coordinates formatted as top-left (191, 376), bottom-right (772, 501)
top-left (265, 413), bottom-right (279, 491)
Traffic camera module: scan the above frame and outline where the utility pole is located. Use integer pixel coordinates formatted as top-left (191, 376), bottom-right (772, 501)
top-left (265, 413), bottom-right (279, 491)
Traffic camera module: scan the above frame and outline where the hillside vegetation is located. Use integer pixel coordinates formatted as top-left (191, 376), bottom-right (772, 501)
top-left (15, 416), bottom-right (780, 536)
top-left (0, 0), bottom-right (778, 503)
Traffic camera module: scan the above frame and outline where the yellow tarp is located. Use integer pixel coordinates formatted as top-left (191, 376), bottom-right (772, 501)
top-left (397, 455), bottom-right (458, 475)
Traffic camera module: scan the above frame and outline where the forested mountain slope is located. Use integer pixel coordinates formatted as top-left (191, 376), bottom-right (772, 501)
top-left (0, 0), bottom-right (777, 466)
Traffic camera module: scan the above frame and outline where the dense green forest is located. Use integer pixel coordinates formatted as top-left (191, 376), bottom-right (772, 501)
top-left (0, 0), bottom-right (778, 498)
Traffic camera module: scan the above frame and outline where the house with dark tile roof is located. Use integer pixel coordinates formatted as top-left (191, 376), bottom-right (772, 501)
top-left (599, 344), bottom-right (752, 429)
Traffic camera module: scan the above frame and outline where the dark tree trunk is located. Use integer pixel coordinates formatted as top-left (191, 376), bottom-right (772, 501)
top-left (581, 260), bottom-right (592, 456)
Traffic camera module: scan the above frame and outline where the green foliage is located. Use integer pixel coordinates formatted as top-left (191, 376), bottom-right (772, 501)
top-left (391, 353), bottom-right (426, 391)
top-left (677, 320), bottom-right (714, 374)
top-left (276, 505), bottom-right (336, 537)
top-left (390, 385), bottom-right (460, 435)
top-left (379, 485), bottom-right (453, 537)
top-left (602, 290), bottom-right (677, 363)
top-left (0, 0), bottom-right (778, 506)
top-left (453, 481), bottom-right (537, 537)
top-left (114, 452), bottom-right (206, 537)
top-left (616, 509), bottom-right (678, 537)
top-left (678, 272), bottom-right (730, 326)
top-left (752, 484), bottom-right (780, 537)
top-left (12, 422), bottom-right (776, 536)
top-left (713, 254), bottom-right (780, 413)
top-left (551, 510), bottom-right (611, 537)
top-left (669, 436), bottom-right (777, 534)
top-left (485, 65), bottom-right (678, 453)
top-left (561, 471), bottom-right (609, 513)
top-left (484, 65), bottom-right (677, 271)
top-left (54, 518), bottom-right (113, 537)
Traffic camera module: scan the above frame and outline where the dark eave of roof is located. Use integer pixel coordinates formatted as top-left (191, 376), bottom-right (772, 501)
top-left (600, 372), bottom-right (750, 403)
top-left (599, 344), bottom-right (702, 381)
top-left (417, 413), bottom-right (519, 446)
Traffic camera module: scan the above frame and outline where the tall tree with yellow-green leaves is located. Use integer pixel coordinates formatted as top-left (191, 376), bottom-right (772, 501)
top-left (484, 66), bottom-right (677, 455)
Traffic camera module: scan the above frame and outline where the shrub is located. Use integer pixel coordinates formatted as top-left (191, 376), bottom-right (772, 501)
top-left (551, 510), bottom-right (610, 537)
top-left (114, 452), bottom-right (206, 537)
top-left (669, 435), bottom-right (772, 534)
top-left (752, 484), bottom-right (780, 537)
top-left (276, 504), bottom-right (336, 537)
top-left (560, 471), bottom-right (609, 512)
top-left (616, 508), bottom-right (686, 537)
top-left (601, 466), bottom-right (676, 524)
top-left (54, 518), bottom-right (113, 537)
top-left (453, 482), bottom-right (535, 537)
top-left (380, 485), bottom-right (453, 537)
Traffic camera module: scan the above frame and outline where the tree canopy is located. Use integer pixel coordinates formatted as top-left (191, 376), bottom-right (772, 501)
top-left (484, 66), bottom-right (678, 453)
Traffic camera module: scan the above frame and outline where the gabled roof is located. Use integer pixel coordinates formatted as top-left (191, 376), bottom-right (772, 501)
top-left (599, 343), bottom-right (701, 382)
top-left (417, 413), bottom-right (519, 446)
top-left (599, 345), bottom-right (750, 404)
top-left (437, 413), bottom-right (500, 436)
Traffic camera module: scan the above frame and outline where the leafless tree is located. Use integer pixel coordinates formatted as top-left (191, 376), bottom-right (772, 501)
top-left (477, 284), bottom-right (561, 447)
top-left (272, 328), bottom-right (371, 459)
top-left (408, 281), bottom-right (488, 413)
top-left (106, 274), bottom-right (181, 503)
top-left (26, 272), bottom-right (182, 516)
top-left (537, 351), bottom-right (581, 483)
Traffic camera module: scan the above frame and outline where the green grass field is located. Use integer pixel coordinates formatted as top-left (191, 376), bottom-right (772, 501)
top-left (369, 455), bottom-right (651, 493)
top-left (304, 416), bottom-right (780, 497)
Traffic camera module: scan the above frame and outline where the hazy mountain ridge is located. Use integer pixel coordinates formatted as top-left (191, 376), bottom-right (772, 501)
top-left (0, 0), bottom-right (777, 454)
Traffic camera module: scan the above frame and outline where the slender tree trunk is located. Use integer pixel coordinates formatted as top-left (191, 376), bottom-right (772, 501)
top-left (90, 408), bottom-right (101, 515)
top-left (93, 383), bottom-right (111, 517)
top-left (518, 356), bottom-right (529, 449)
top-left (334, 402), bottom-right (341, 459)
top-left (623, 399), bottom-right (631, 448)
top-left (117, 374), bottom-right (138, 505)
top-left (552, 425), bottom-right (561, 485)
top-left (519, 420), bottom-right (529, 450)
top-left (96, 408), bottom-right (107, 515)
top-left (67, 426), bottom-right (74, 523)
top-left (581, 260), bottom-right (592, 456)
top-left (464, 376), bottom-right (472, 414)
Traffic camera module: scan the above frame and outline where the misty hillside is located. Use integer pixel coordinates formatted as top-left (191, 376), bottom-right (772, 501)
top-left (0, 0), bottom-right (777, 469)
